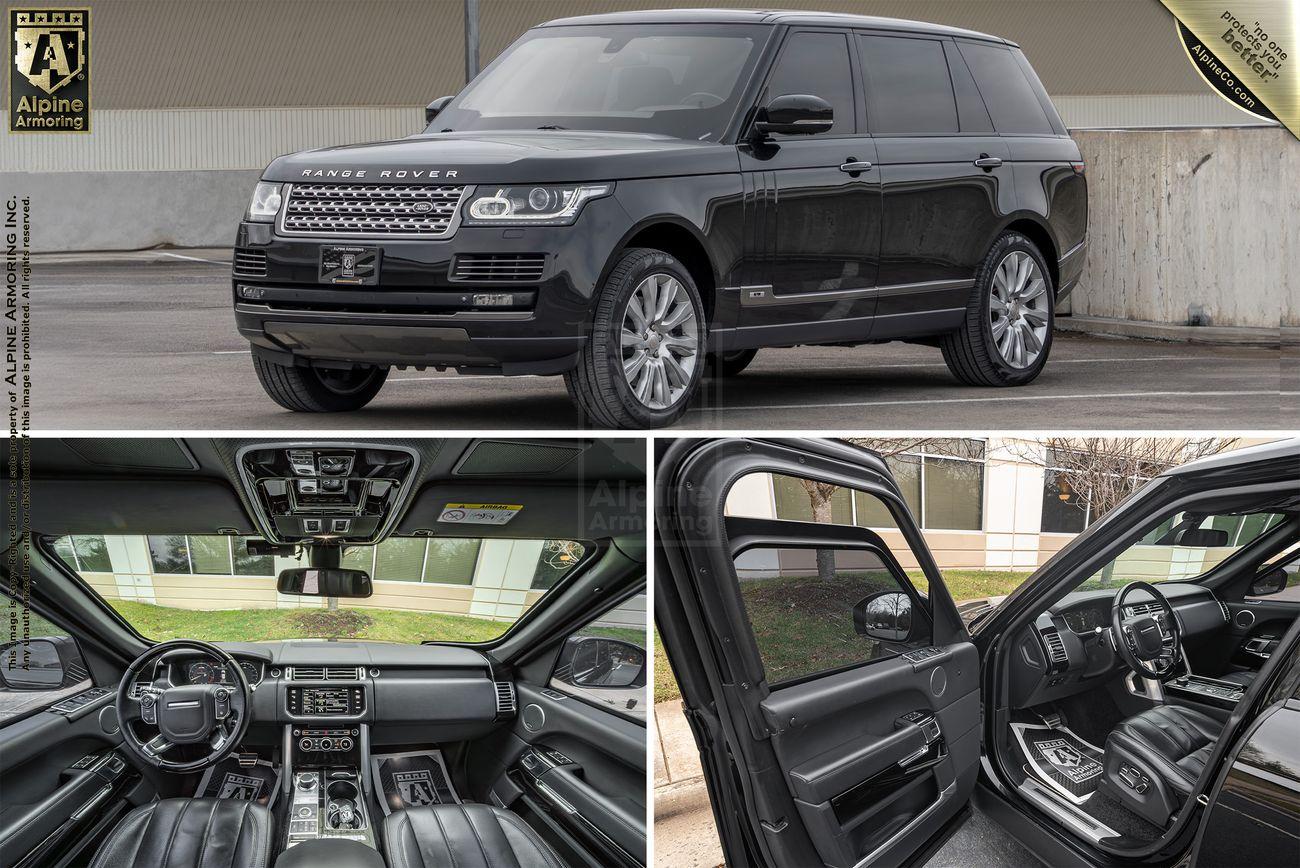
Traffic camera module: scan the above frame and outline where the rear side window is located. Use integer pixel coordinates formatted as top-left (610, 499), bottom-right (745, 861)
top-left (765, 31), bottom-right (855, 136)
top-left (958, 42), bottom-right (1054, 135)
top-left (858, 34), bottom-right (957, 135)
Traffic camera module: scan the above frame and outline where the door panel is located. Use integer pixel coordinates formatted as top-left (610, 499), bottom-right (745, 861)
top-left (655, 438), bottom-right (979, 868)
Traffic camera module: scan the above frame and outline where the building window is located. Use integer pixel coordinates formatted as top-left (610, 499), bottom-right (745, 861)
top-left (1040, 448), bottom-right (1151, 535)
top-left (147, 535), bottom-right (275, 577)
top-left (52, 535), bottom-right (112, 573)
top-left (771, 439), bottom-right (985, 532)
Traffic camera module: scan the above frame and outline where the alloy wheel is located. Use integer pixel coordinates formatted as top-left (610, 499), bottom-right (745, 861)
top-left (620, 273), bottom-right (700, 410)
top-left (988, 250), bottom-right (1049, 368)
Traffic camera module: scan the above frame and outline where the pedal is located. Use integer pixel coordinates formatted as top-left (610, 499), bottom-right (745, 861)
top-left (1040, 712), bottom-right (1062, 728)
top-left (235, 752), bottom-right (258, 768)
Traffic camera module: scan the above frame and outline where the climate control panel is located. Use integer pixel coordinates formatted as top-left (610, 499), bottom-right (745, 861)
top-left (294, 727), bottom-right (359, 753)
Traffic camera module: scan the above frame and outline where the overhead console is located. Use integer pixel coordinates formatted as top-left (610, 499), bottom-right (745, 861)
top-left (237, 444), bottom-right (420, 543)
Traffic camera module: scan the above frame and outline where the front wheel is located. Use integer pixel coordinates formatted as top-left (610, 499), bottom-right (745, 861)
top-left (565, 248), bottom-right (705, 428)
top-left (940, 232), bottom-right (1054, 386)
top-left (253, 355), bottom-right (388, 412)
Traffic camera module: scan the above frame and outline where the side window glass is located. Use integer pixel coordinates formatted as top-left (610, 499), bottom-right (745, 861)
top-left (858, 34), bottom-right (957, 135)
top-left (550, 591), bottom-right (647, 722)
top-left (1, 595), bottom-right (92, 724)
top-left (733, 543), bottom-right (932, 686)
top-left (764, 31), bottom-right (855, 136)
top-left (957, 41), bottom-right (1053, 135)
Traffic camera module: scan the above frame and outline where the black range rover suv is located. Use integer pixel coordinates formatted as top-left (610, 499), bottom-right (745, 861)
top-left (233, 9), bottom-right (1087, 428)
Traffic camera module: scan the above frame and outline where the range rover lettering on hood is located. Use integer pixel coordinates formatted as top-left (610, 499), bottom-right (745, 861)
top-left (298, 169), bottom-right (459, 179)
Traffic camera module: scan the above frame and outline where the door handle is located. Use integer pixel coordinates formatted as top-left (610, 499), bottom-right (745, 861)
top-left (974, 156), bottom-right (1003, 169)
top-left (839, 160), bottom-right (873, 174)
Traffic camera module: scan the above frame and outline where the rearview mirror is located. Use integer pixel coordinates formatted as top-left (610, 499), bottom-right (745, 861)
top-left (0, 638), bottom-right (66, 690)
top-left (425, 95), bottom-right (454, 125)
top-left (1175, 527), bottom-right (1230, 548)
top-left (557, 636), bottom-right (646, 689)
top-left (753, 94), bottom-right (833, 137)
top-left (1250, 567), bottom-right (1289, 597)
top-left (854, 591), bottom-right (913, 643)
top-left (276, 568), bottom-right (372, 598)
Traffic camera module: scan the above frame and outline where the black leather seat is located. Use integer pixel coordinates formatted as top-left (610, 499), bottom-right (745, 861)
top-left (1097, 705), bottom-right (1223, 827)
top-left (1218, 669), bottom-right (1257, 687)
top-left (382, 804), bottom-right (565, 868)
top-left (91, 798), bottom-right (273, 868)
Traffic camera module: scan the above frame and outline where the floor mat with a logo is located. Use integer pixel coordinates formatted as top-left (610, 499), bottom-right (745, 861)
top-left (370, 750), bottom-right (460, 816)
top-left (1011, 722), bottom-right (1104, 804)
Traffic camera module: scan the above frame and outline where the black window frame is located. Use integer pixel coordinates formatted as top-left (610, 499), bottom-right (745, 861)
top-left (855, 30), bottom-right (961, 138)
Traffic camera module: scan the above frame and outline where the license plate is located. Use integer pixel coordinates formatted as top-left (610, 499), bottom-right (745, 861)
top-left (320, 245), bottom-right (380, 285)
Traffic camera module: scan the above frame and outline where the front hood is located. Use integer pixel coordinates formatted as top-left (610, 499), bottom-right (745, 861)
top-left (263, 130), bottom-right (739, 184)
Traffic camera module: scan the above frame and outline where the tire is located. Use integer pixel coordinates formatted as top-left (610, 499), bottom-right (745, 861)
top-left (253, 355), bottom-right (389, 412)
top-left (940, 232), bottom-right (1055, 387)
top-left (705, 348), bottom-right (758, 378)
top-left (564, 247), bottom-right (706, 429)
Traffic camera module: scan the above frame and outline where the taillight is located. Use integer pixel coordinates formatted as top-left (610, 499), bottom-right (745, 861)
top-left (1070, 161), bottom-right (1086, 175)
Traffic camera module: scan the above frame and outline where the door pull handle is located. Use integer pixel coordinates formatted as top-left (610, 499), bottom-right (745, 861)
top-left (974, 156), bottom-right (1003, 169)
top-left (839, 160), bottom-right (873, 174)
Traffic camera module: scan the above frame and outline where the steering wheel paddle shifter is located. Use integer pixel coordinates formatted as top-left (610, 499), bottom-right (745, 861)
top-left (1110, 581), bottom-right (1183, 680)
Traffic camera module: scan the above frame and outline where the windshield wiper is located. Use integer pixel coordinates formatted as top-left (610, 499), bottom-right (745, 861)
top-left (536, 124), bottom-right (567, 130)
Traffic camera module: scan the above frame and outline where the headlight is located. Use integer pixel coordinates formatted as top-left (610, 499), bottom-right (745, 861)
top-left (464, 184), bottom-right (612, 226)
top-left (246, 181), bottom-right (284, 222)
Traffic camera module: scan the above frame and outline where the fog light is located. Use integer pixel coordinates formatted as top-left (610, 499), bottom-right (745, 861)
top-left (238, 284), bottom-right (266, 299)
top-left (473, 293), bottom-right (514, 307)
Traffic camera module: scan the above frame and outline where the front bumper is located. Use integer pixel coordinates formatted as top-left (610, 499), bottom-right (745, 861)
top-left (232, 196), bottom-right (629, 374)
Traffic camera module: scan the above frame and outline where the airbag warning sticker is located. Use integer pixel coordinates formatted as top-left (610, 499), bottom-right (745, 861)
top-left (437, 503), bottom-right (522, 525)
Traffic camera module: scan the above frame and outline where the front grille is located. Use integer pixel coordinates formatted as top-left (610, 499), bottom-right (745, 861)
top-left (281, 184), bottom-right (465, 237)
top-left (451, 254), bottom-right (546, 283)
top-left (233, 248), bottom-right (267, 277)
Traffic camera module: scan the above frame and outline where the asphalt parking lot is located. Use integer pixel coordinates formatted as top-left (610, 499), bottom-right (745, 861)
top-left (32, 255), bottom-right (1296, 430)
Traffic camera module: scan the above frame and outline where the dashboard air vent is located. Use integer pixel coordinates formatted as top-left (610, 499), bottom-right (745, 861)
top-left (1218, 600), bottom-right (1230, 622)
top-left (288, 666), bottom-right (363, 681)
top-left (1125, 601), bottom-right (1161, 618)
top-left (495, 682), bottom-right (517, 716)
top-left (1042, 630), bottom-right (1069, 669)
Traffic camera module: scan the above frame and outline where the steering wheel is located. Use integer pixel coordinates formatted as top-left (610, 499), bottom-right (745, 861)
top-left (115, 639), bottom-right (251, 773)
top-left (1110, 582), bottom-right (1182, 679)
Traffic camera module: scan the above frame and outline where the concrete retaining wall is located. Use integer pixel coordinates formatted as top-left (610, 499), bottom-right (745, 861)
top-left (1072, 127), bottom-right (1296, 330)
top-left (9, 126), bottom-right (1293, 330)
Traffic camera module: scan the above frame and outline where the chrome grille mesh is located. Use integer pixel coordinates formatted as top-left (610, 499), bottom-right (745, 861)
top-left (281, 183), bottom-right (465, 237)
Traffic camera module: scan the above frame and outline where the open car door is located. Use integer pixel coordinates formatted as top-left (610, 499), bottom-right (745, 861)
top-left (655, 438), bottom-right (981, 867)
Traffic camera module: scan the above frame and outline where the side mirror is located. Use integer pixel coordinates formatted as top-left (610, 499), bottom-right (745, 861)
top-left (1249, 567), bottom-right (1289, 597)
top-left (853, 591), bottom-right (913, 643)
top-left (0, 638), bottom-right (67, 690)
top-left (425, 95), bottom-right (454, 125)
top-left (276, 568), bottom-right (372, 598)
top-left (753, 94), bottom-right (833, 138)
top-left (557, 636), bottom-right (646, 689)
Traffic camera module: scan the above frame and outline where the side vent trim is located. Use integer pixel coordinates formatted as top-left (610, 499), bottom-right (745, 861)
top-left (495, 682), bottom-right (517, 717)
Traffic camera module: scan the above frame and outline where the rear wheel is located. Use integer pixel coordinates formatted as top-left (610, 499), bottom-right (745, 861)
top-left (940, 232), bottom-right (1054, 386)
top-left (253, 356), bottom-right (388, 412)
top-left (705, 348), bottom-right (758, 378)
top-left (564, 248), bottom-right (705, 428)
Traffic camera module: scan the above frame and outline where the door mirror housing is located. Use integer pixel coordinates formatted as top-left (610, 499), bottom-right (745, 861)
top-left (753, 94), bottom-right (834, 138)
top-left (276, 568), bottom-right (373, 598)
top-left (557, 636), bottom-right (646, 689)
top-left (854, 591), bottom-right (913, 642)
top-left (425, 95), bottom-right (454, 125)
top-left (1250, 567), bottom-right (1289, 597)
top-left (0, 638), bottom-right (67, 690)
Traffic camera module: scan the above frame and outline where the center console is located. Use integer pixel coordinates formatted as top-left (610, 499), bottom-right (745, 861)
top-left (283, 723), bottom-right (378, 851)
top-left (1165, 673), bottom-right (1246, 711)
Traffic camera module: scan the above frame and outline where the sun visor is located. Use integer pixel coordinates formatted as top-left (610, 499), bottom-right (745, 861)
top-left (397, 481), bottom-right (646, 541)
top-left (21, 479), bottom-right (254, 538)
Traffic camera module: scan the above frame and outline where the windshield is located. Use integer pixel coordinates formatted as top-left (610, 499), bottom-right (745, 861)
top-left (52, 534), bottom-right (589, 644)
top-left (432, 24), bottom-right (768, 141)
top-left (1076, 509), bottom-right (1291, 591)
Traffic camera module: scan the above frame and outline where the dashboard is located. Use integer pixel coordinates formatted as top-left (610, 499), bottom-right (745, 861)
top-left (130, 641), bottom-right (508, 744)
top-left (1008, 582), bottom-right (1232, 709)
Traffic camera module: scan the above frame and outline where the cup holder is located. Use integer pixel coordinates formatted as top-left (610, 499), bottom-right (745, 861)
top-left (326, 780), bottom-right (363, 830)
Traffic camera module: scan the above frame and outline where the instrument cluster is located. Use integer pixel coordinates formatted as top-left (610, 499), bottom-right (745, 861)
top-left (180, 658), bottom-right (263, 686)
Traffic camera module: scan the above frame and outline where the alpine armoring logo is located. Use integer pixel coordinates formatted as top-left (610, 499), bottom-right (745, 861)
top-left (1178, 21), bottom-right (1278, 124)
top-left (9, 8), bottom-right (90, 133)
